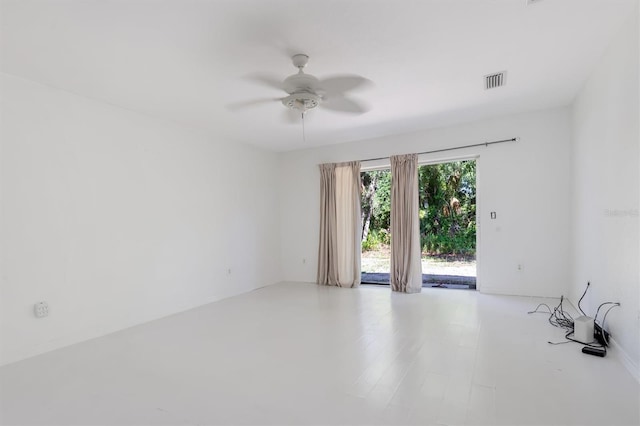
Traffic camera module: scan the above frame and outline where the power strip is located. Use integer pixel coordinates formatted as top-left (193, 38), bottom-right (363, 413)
top-left (582, 346), bottom-right (606, 357)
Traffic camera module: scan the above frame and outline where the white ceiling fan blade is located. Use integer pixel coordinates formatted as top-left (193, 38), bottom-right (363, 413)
top-left (244, 73), bottom-right (284, 92)
top-left (282, 109), bottom-right (302, 124)
top-left (319, 75), bottom-right (373, 96)
top-left (321, 96), bottom-right (370, 114)
top-left (226, 98), bottom-right (282, 111)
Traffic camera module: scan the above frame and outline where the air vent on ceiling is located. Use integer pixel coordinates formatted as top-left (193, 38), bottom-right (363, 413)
top-left (484, 71), bottom-right (507, 90)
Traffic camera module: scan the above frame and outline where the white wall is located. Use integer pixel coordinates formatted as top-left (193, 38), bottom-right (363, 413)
top-left (570, 9), bottom-right (639, 374)
top-left (0, 73), bottom-right (282, 366)
top-left (280, 107), bottom-right (572, 298)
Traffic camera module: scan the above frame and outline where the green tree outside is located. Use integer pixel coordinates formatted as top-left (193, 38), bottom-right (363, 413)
top-left (360, 160), bottom-right (476, 256)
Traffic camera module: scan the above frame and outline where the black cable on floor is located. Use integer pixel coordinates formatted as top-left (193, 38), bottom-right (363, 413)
top-left (528, 303), bottom-right (553, 314)
top-left (577, 281), bottom-right (590, 316)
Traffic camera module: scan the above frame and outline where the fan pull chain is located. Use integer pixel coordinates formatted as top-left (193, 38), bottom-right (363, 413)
top-left (301, 112), bottom-right (306, 142)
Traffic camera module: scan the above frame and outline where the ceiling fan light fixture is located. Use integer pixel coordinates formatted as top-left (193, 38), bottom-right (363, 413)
top-left (282, 92), bottom-right (320, 112)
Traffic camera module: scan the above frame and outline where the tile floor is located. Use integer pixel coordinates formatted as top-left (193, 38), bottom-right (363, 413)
top-left (1, 283), bottom-right (638, 425)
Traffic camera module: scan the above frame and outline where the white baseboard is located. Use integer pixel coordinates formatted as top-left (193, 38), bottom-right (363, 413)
top-left (609, 337), bottom-right (640, 383)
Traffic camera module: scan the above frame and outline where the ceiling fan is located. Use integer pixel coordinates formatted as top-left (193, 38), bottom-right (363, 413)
top-left (229, 54), bottom-right (372, 123)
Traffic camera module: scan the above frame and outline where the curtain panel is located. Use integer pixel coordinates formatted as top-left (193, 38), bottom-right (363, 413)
top-left (390, 154), bottom-right (422, 293)
top-left (317, 161), bottom-right (361, 287)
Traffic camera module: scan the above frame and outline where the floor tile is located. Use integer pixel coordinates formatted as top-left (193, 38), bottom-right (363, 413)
top-left (0, 283), bottom-right (638, 425)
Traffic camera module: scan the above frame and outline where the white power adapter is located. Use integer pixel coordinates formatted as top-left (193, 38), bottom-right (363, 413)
top-left (574, 316), bottom-right (594, 344)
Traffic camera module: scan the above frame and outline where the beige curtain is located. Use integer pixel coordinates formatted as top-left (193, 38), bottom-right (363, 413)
top-left (390, 154), bottom-right (422, 293)
top-left (317, 161), bottom-right (361, 287)
top-left (318, 163), bottom-right (338, 286)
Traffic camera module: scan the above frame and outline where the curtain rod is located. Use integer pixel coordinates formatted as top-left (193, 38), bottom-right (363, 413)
top-left (359, 137), bottom-right (519, 163)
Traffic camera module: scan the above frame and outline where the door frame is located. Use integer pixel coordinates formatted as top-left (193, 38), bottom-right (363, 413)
top-left (360, 154), bottom-right (481, 291)
top-left (416, 154), bottom-right (480, 291)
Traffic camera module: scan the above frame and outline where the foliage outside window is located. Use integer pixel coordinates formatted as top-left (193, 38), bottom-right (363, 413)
top-left (360, 160), bottom-right (476, 256)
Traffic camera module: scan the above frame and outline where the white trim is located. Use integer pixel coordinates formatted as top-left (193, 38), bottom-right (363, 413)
top-left (609, 337), bottom-right (640, 383)
top-left (360, 159), bottom-right (390, 171)
top-left (417, 153), bottom-right (480, 166)
top-left (361, 153), bottom-right (481, 171)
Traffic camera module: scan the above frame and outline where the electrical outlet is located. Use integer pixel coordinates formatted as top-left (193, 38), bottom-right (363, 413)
top-left (517, 264), bottom-right (524, 271)
top-left (227, 268), bottom-right (232, 275)
top-left (34, 302), bottom-right (49, 318)
top-left (302, 258), bottom-right (306, 264)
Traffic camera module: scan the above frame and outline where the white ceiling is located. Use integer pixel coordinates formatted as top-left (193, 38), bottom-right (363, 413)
top-left (1, 0), bottom-right (636, 151)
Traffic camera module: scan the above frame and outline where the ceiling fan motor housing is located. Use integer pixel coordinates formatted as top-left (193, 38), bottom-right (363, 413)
top-left (282, 61), bottom-right (322, 112)
top-left (283, 72), bottom-right (320, 94)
